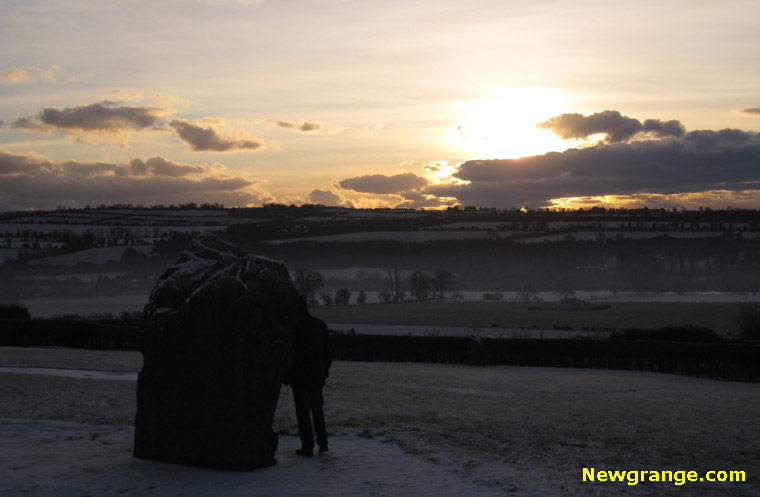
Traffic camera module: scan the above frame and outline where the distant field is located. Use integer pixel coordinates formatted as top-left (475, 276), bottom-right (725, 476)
top-left (310, 300), bottom-right (743, 337)
top-left (514, 231), bottom-right (736, 243)
top-left (266, 230), bottom-right (519, 244)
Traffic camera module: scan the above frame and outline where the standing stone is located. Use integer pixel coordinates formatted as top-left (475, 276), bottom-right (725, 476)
top-left (134, 233), bottom-right (299, 469)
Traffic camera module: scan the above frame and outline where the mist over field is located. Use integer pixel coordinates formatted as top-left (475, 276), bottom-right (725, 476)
top-left (3, 205), bottom-right (760, 310)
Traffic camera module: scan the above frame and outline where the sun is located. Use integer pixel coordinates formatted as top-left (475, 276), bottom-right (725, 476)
top-left (445, 87), bottom-right (571, 160)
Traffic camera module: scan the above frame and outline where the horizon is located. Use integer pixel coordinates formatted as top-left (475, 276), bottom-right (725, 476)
top-left (2, 0), bottom-right (759, 211)
top-left (5, 202), bottom-right (760, 217)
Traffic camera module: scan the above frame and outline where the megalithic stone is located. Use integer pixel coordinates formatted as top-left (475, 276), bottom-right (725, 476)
top-left (134, 232), bottom-right (299, 469)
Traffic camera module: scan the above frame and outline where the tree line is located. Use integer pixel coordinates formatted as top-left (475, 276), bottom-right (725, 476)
top-left (292, 266), bottom-right (455, 305)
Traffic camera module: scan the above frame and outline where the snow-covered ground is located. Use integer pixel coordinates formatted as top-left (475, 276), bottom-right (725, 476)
top-left (0, 420), bottom-right (507, 497)
top-left (1, 351), bottom-right (757, 497)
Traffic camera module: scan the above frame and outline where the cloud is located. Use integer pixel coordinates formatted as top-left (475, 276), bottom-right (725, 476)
top-left (170, 119), bottom-right (266, 152)
top-left (393, 191), bottom-right (455, 210)
top-left (13, 100), bottom-right (166, 134)
top-left (308, 189), bottom-right (343, 206)
top-left (0, 151), bottom-right (53, 176)
top-left (0, 151), bottom-right (271, 210)
top-left (116, 157), bottom-right (206, 178)
top-left (740, 107), bottom-right (760, 116)
top-left (538, 110), bottom-right (685, 143)
top-left (272, 120), bottom-right (323, 132)
top-left (1, 67), bottom-right (31, 84)
top-left (11, 116), bottom-right (55, 134)
top-left (423, 128), bottom-right (760, 208)
top-left (154, 92), bottom-right (191, 109)
top-left (110, 88), bottom-right (145, 101)
top-left (338, 173), bottom-right (429, 195)
top-left (35, 65), bottom-right (64, 83)
top-left (641, 119), bottom-right (686, 138)
top-left (1, 65), bottom-right (74, 84)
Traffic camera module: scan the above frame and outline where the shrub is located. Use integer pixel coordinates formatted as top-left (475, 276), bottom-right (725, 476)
top-left (334, 288), bottom-right (351, 306)
top-left (735, 302), bottom-right (760, 341)
top-left (612, 325), bottom-right (722, 343)
top-left (0, 302), bottom-right (31, 319)
top-left (357, 291), bottom-right (367, 305)
top-left (119, 310), bottom-right (144, 327)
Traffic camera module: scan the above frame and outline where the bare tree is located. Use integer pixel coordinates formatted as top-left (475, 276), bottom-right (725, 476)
top-left (516, 284), bottom-right (539, 302)
top-left (554, 276), bottom-right (576, 300)
top-left (293, 268), bottom-right (324, 304)
top-left (430, 269), bottom-right (454, 299)
top-left (334, 288), bottom-right (351, 306)
top-left (384, 264), bottom-right (404, 303)
top-left (408, 270), bottom-right (431, 301)
top-left (735, 302), bottom-right (760, 340)
top-left (320, 292), bottom-right (333, 306)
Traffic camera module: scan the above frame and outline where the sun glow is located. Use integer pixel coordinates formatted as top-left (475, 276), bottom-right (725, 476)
top-left (445, 87), bottom-right (571, 160)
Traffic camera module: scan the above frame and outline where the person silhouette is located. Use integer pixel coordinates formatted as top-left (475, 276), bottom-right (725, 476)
top-left (285, 298), bottom-right (333, 456)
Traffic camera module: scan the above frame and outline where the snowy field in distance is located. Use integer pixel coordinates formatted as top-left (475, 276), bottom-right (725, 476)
top-left (29, 245), bottom-right (155, 266)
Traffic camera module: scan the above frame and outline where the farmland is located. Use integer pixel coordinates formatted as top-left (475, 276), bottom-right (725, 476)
top-left (311, 300), bottom-right (746, 337)
top-left (4, 204), bottom-right (760, 317)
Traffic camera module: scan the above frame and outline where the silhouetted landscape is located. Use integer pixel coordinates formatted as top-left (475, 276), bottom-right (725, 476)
top-left (4, 204), bottom-right (760, 301)
top-left (2, 205), bottom-right (759, 496)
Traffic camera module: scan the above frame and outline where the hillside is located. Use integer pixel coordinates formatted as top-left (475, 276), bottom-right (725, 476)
top-left (2, 205), bottom-right (760, 312)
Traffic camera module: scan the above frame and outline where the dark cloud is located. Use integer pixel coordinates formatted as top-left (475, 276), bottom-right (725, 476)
top-left (12, 116), bottom-right (54, 134)
top-left (338, 173), bottom-right (428, 195)
top-left (170, 119), bottom-right (266, 152)
top-left (13, 101), bottom-right (165, 134)
top-left (538, 110), bottom-right (685, 143)
top-left (740, 107), bottom-right (760, 116)
top-left (642, 119), bottom-right (686, 138)
top-left (273, 120), bottom-right (323, 132)
top-left (57, 161), bottom-right (117, 179)
top-left (423, 129), bottom-right (760, 208)
top-left (117, 157), bottom-right (206, 177)
top-left (393, 191), bottom-right (453, 210)
top-left (0, 151), bottom-right (269, 210)
top-left (308, 189), bottom-right (343, 206)
top-left (0, 151), bottom-right (52, 176)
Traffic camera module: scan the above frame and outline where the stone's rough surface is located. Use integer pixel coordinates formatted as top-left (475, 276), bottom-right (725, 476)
top-left (134, 233), bottom-right (299, 469)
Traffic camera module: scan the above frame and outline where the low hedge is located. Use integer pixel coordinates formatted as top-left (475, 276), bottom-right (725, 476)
top-left (1, 320), bottom-right (757, 380)
top-left (0, 319), bottom-right (139, 350)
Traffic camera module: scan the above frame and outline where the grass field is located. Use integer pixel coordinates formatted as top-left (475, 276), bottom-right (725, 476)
top-left (0, 348), bottom-right (757, 496)
top-left (311, 300), bottom-right (744, 337)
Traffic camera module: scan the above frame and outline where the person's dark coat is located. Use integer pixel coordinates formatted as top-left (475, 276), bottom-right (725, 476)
top-left (285, 307), bottom-right (332, 388)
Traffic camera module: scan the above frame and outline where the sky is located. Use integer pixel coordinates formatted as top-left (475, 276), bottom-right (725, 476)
top-left (1, 0), bottom-right (760, 211)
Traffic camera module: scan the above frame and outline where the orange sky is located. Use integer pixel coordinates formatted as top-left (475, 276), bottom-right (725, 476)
top-left (1, 0), bottom-right (759, 210)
